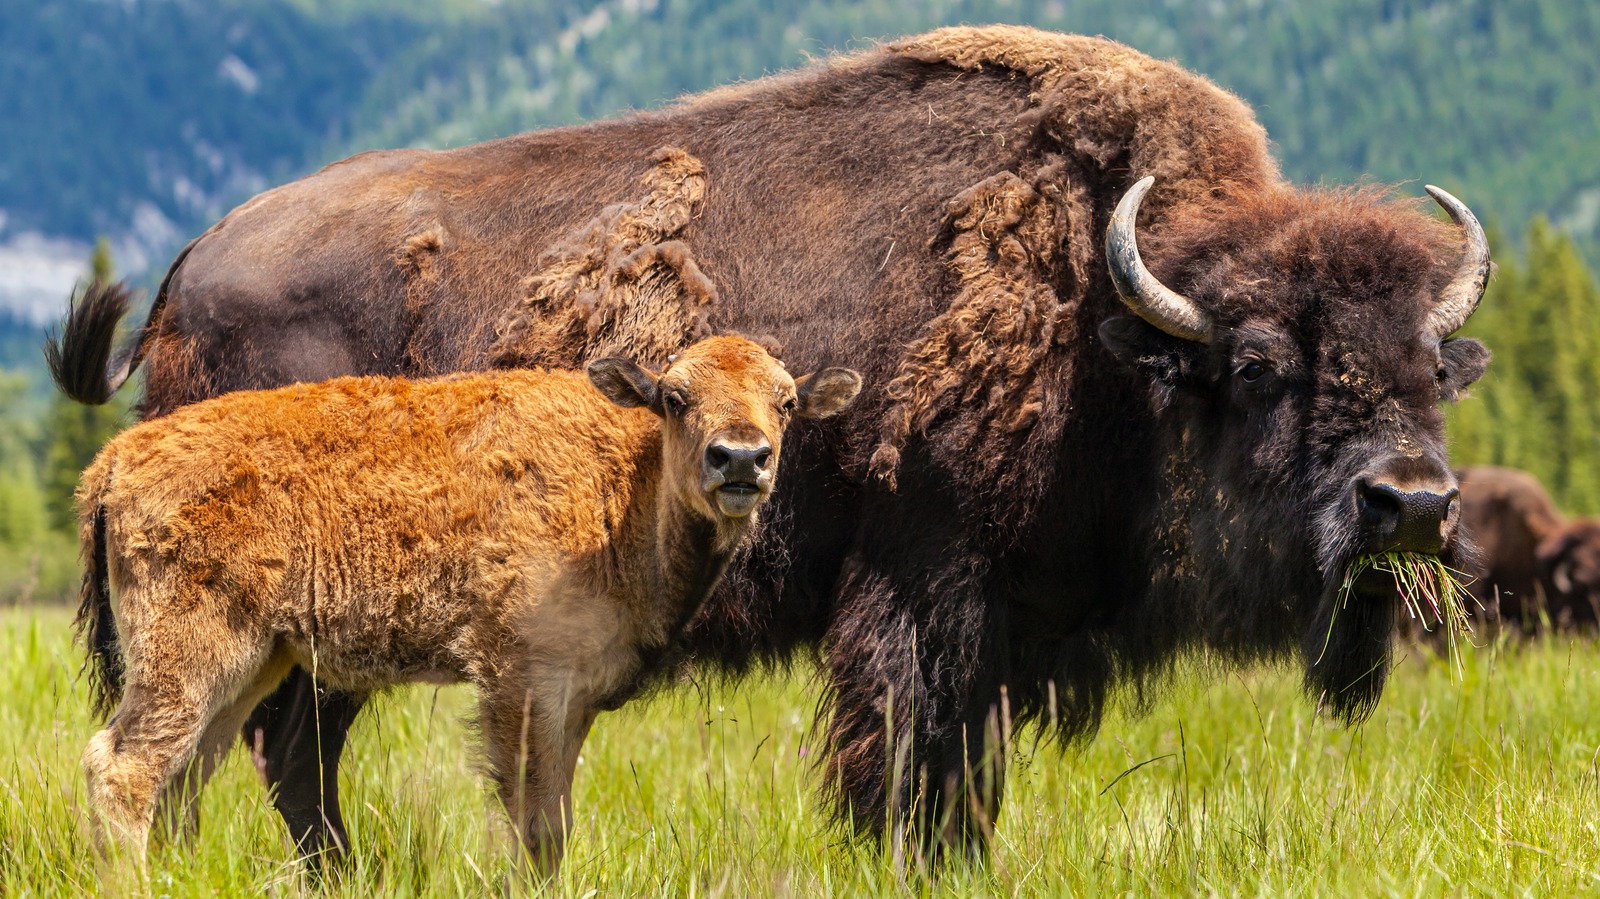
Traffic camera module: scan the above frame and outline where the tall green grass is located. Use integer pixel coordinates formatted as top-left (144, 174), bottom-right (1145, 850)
top-left (3, 606), bottom-right (1599, 896)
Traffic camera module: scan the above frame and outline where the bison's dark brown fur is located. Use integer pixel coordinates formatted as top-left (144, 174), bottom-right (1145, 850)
top-left (53, 26), bottom-right (1490, 861)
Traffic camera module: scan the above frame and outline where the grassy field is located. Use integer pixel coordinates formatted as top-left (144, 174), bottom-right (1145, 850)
top-left (2, 606), bottom-right (1599, 896)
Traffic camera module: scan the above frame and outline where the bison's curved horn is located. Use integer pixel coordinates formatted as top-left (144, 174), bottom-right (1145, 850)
top-left (1424, 185), bottom-right (1491, 339)
top-left (1106, 176), bottom-right (1212, 343)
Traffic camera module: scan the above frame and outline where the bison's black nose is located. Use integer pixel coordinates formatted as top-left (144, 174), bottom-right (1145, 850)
top-left (706, 442), bottom-right (771, 482)
top-left (1358, 478), bottom-right (1459, 555)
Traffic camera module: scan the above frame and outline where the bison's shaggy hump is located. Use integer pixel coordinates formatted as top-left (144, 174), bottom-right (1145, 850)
top-left (858, 27), bottom-right (1277, 490)
top-left (488, 147), bottom-right (715, 370)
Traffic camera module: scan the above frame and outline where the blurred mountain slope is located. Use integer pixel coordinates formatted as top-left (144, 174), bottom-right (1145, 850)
top-left (2, 0), bottom-right (1595, 328)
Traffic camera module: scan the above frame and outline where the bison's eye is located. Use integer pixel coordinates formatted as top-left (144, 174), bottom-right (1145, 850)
top-left (781, 397), bottom-right (798, 416)
top-left (1436, 366), bottom-right (1448, 384)
top-left (664, 391), bottom-right (688, 416)
top-left (1238, 361), bottom-right (1267, 383)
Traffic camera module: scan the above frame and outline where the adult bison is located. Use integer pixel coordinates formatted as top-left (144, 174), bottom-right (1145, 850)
top-left (1455, 466), bottom-right (1564, 630)
top-left (52, 26), bottom-right (1491, 862)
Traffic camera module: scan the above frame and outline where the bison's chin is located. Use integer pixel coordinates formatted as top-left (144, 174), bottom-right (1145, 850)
top-left (1302, 563), bottom-right (1400, 725)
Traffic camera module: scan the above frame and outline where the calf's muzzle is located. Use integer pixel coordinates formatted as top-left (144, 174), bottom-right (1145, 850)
top-left (704, 434), bottom-right (773, 518)
top-left (706, 443), bottom-right (771, 485)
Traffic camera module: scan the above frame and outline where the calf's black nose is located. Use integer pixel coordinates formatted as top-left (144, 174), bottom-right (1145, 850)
top-left (1358, 479), bottom-right (1459, 555)
top-left (706, 443), bottom-right (771, 482)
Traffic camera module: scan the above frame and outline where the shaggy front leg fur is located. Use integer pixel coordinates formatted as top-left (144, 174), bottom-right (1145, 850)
top-left (822, 541), bottom-right (1013, 864)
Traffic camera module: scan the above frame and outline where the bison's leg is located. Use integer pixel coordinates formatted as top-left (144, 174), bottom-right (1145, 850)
top-left (823, 522), bottom-right (1012, 864)
top-left (478, 681), bottom-right (593, 880)
top-left (244, 668), bottom-right (368, 865)
top-left (84, 679), bottom-right (204, 866)
top-left (918, 647), bottom-right (1009, 859)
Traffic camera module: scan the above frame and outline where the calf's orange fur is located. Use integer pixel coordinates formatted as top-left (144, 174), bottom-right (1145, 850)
top-left (76, 335), bottom-right (860, 875)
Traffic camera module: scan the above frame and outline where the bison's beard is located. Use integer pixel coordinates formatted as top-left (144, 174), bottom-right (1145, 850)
top-left (1299, 482), bottom-right (1406, 724)
top-left (1302, 560), bottom-right (1400, 725)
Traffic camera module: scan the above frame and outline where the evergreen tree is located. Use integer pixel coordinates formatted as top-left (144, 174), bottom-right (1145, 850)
top-left (1448, 220), bottom-right (1600, 514)
top-left (0, 373), bottom-right (45, 546)
top-left (41, 239), bottom-right (130, 533)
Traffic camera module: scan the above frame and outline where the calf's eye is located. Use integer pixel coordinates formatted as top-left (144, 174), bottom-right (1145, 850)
top-left (782, 397), bottom-right (798, 415)
top-left (665, 391), bottom-right (688, 416)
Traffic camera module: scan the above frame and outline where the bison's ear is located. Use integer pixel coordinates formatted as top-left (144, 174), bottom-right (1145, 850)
top-left (795, 368), bottom-right (863, 419)
top-left (587, 357), bottom-right (661, 413)
top-left (1438, 338), bottom-right (1490, 402)
top-left (1099, 316), bottom-right (1205, 389)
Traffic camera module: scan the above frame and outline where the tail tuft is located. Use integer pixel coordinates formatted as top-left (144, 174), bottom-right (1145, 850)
top-left (75, 506), bottom-right (123, 718)
top-left (45, 281), bottom-right (136, 406)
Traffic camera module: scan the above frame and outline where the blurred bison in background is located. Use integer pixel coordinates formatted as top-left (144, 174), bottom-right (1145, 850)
top-left (1456, 466), bottom-right (1564, 630)
top-left (1536, 519), bottom-right (1600, 629)
top-left (51, 26), bottom-right (1492, 863)
top-left (1456, 466), bottom-right (1600, 632)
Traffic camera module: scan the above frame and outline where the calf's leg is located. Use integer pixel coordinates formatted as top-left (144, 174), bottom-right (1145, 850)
top-left (84, 680), bottom-right (205, 863)
top-left (83, 598), bottom-right (275, 863)
top-left (155, 650), bottom-right (298, 848)
top-left (478, 683), bottom-right (593, 879)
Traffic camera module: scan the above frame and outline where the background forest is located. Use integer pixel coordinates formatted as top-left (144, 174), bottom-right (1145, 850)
top-left (1, 0), bottom-right (1598, 600)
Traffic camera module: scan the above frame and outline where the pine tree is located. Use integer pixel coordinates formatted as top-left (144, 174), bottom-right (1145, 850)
top-left (1448, 220), bottom-right (1600, 514)
top-left (41, 239), bottom-right (131, 533)
top-left (0, 373), bottom-right (45, 546)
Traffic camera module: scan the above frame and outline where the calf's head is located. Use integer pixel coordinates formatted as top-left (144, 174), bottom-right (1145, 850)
top-left (587, 335), bottom-right (861, 527)
top-left (1102, 177), bottom-right (1491, 721)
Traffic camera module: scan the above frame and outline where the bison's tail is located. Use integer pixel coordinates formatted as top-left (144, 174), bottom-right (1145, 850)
top-left (44, 235), bottom-right (200, 405)
top-left (45, 280), bottom-right (136, 405)
top-left (76, 502), bottom-right (123, 719)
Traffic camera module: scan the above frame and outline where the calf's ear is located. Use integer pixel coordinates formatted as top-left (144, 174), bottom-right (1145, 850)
top-left (587, 357), bottom-right (661, 412)
top-left (795, 368), bottom-right (863, 419)
top-left (1099, 316), bottom-right (1205, 389)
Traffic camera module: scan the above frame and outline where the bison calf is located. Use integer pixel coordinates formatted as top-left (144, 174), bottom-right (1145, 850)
top-left (76, 335), bottom-right (860, 874)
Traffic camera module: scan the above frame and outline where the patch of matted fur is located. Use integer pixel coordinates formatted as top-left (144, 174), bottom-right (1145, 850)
top-left (134, 328), bottom-right (215, 419)
top-left (489, 147), bottom-right (715, 370)
top-left (395, 228), bottom-right (444, 372)
top-left (868, 160), bottom-right (1088, 488)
